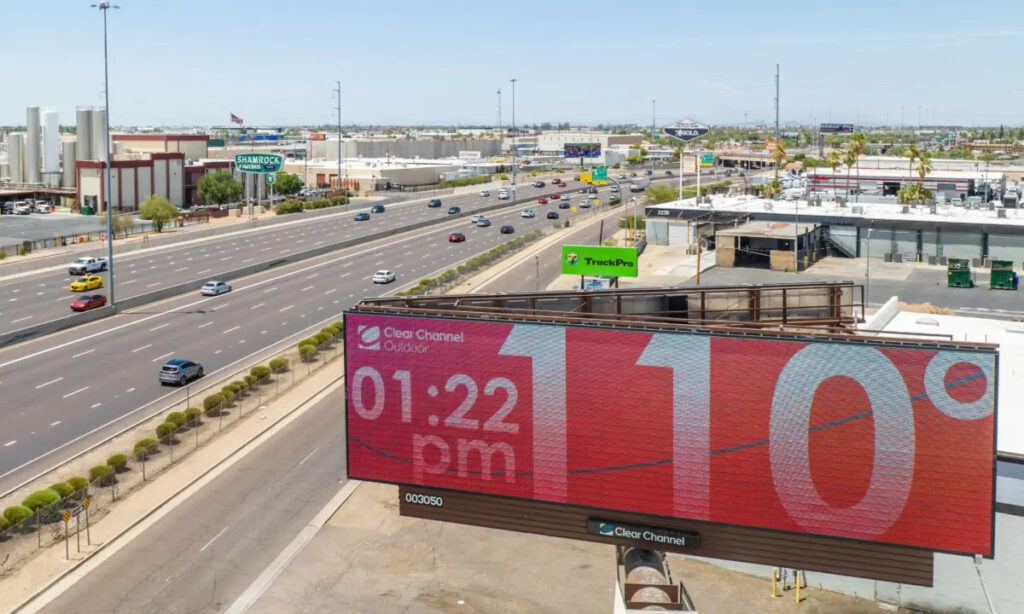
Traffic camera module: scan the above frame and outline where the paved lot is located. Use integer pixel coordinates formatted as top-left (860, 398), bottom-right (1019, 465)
top-left (0, 212), bottom-right (115, 247)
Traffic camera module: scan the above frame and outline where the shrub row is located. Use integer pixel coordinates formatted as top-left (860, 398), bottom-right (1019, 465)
top-left (438, 175), bottom-right (491, 189)
top-left (275, 196), bottom-right (349, 216)
top-left (2, 475), bottom-right (99, 530)
top-left (297, 323), bottom-right (343, 361)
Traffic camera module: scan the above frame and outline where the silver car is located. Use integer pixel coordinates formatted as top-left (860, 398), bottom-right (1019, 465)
top-left (159, 359), bottom-right (204, 386)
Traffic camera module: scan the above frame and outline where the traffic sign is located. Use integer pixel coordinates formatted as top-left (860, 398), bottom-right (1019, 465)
top-left (62, 510), bottom-right (71, 523)
top-left (266, 173), bottom-right (277, 184)
top-left (82, 496), bottom-right (91, 509)
top-left (593, 167), bottom-right (608, 181)
top-left (72, 505), bottom-right (84, 518)
top-left (663, 119), bottom-right (710, 142)
top-left (234, 153), bottom-right (283, 174)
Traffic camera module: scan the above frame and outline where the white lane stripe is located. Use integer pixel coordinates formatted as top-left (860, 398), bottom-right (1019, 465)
top-left (223, 326), bottom-right (240, 334)
top-left (279, 305), bottom-right (293, 312)
top-left (131, 344), bottom-right (152, 353)
top-left (11, 315), bottom-right (32, 323)
top-left (36, 377), bottom-right (64, 389)
top-left (152, 351), bottom-right (175, 362)
top-left (63, 386), bottom-right (89, 399)
top-left (90, 402), bottom-right (102, 409)
top-left (250, 303), bottom-right (265, 310)
top-left (72, 349), bottom-right (95, 358)
top-left (324, 288), bottom-right (337, 295)
top-left (198, 321), bottom-right (213, 329)
top-left (264, 287), bottom-right (278, 293)
top-left (3, 441), bottom-right (15, 447)
top-left (199, 526), bottom-right (230, 552)
top-left (150, 323), bottom-right (170, 332)
top-left (301, 285), bottom-right (314, 292)
top-left (50, 421), bottom-right (61, 427)
top-left (297, 447), bottom-right (320, 466)
top-left (197, 269), bottom-right (212, 275)
top-left (126, 387), bottom-right (136, 393)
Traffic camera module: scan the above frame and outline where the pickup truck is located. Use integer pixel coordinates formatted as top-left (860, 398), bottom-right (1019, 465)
top-left (68, 257), bottom-right (108, 275)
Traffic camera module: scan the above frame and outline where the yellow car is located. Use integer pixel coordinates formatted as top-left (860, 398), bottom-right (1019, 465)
top-left (69, 275), bottom-right (103, 292)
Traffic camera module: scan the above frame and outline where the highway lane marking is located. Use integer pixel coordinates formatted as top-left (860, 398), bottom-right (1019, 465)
top-left (211, 302), bottom-right (231, 311)
top-left (11, 316), bottom-right (32, 324)
top-left (121, 279), bottom-right (137, 285)
top-left (146, 282), bottom-right (161, 287)
top-left (50, 421), bottom-right (61, 427)
top-left (152, 352), bottom-right (175, 362)
top-left (215, 349), bottom-right (222, 354)
top-left (220, 256), bottom-right (232, 261)
top-left (297, 447), bottom-right (320, 466)
top-left (339, 273), bottom-right (350, 278)
top-left (305, 273), bottom-right (319, 279)
top-left (197, 269), bottom-right (212, 275)
top-left (242, 258), bottom-right (254, 263)
top-left (324, 289), bottom-right (337, 295)
top-left (279, 305), bottom-right (293, 312)
top-left (90, 402), bottom-right (101, 409)
top-left (3, 441), bottom-right (14, 447)
top-left (35, 377), bottom-right (64, 389)
top-left (62, 386), bottom-right (89, 399)
top-left (264, 287), bottom-right (278, 293)
top-left (174, 267), bottom-right (189, 272)
top-left (198, 322), bottom-right (213, 329)
top-left (260, 247), bottom-right (271, 252)
top-left (223, 326), bottom-right (240, 334)
top-left (150, 323), bottom-right (170, 332)
top-left (200, 526), bottom-right (230, 552)
top-left (131, 344), bottom-right (153, 353)
top-left (250, 303), bottom-right (265, 310)
top-left (72, 349), bottom-right (94, 358)
top-left (126, 387), bottom-right (136, 393)
top-left (301, 285), bottom-right (314, 292)
top-left (8, 298), bottom-right (16, 302)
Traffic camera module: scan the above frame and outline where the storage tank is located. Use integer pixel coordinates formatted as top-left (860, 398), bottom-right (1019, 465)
top-left (62, 140), bottom-right (77, 187)
top-left (42, 109), bottom-right (59, 173)
top-left (76, 106), bottom-right (92, 161)
top-left (25, 106), bottom-right (40, 183)
top-left (8, 132), bottom-right (24, 182)
top-left (91, 107), bottom-right (107, 161)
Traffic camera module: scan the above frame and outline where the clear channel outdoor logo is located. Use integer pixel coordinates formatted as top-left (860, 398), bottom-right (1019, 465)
top-left (357, 325), bottom-right (381, 350)
top-left (599, 523), bottom-right (615, 536)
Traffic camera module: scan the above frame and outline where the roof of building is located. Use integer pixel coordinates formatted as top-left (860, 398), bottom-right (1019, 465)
top-left (716, 220), bottom-right (818, 239)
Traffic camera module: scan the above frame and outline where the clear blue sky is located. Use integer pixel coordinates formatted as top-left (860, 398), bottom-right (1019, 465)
top-left (3, 0), bottom-right (1023, 127)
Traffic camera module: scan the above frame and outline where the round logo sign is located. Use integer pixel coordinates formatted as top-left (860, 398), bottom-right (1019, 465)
top-left (565, 252), bottom-right (579, 265)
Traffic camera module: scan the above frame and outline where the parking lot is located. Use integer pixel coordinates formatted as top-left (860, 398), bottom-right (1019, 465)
top-left (0, 211), bottom-right (134, 248)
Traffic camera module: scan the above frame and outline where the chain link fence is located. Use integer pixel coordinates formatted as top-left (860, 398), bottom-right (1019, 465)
top-left (0, 322), bottom-right (344, 572)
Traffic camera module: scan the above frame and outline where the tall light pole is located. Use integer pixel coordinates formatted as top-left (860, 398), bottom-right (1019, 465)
top-left (497, 87), bottom-right (502, 139)
top-left (510, 78), bottom-right (517, 187)
top-left (773, 63), bottom-right (780, 185)
top-left (334, 81), bottom-right (342, 192)
top-left (651, 99), bottom-right (656, 141)
top-left (92, 1), bottom-right (118, 306)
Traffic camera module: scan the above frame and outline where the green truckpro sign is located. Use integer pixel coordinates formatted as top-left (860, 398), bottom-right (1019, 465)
top-left (234, 153), bottom-right (284, 174)
top-left (561, 245), bottom-right (638, 277)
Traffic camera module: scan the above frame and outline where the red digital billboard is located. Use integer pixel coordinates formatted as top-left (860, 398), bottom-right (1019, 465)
top-left (344, 312), bottom-right (997, 556)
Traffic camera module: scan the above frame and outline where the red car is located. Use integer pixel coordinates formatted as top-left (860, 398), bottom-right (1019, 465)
top-left (71, 294), bottom-right (106, 311)
top-left (550, 193), bottom-right (561, 199)
top-left (448, 232), bottom-right (466, 242)
top-left (537, 197), bottom-right (548, 204)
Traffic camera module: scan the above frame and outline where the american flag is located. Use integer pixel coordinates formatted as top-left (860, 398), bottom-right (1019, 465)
top-left (230, 113), bottom-right (243, 125)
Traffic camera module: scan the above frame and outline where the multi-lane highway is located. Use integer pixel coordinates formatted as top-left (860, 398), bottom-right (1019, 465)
top-left (0, 176), bottom-right (705, 494)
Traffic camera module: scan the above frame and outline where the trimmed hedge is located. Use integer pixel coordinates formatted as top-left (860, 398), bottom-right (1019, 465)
top-left (0, 515), bottom-right (9, 532)
top-left (107, 453), bottom-right (129, 473)
top-left (166, 411), bottom-right (187, 429)
top-left (4, 505), bottom-right (32, 525)
top-left (299, 344), bottom-right (318, 361)
top-left (232, 379), bottom-right (249, 394)
top-left (269, 357), bottom-right (288, 373)
top-left (155, 422), bottom-right (177, 443)
top-left (90, 465), bottom-right (115, 486)
top-left (68, 476), bottom-right (89, 495)
top-left (184, 407), bottom-right (202, 426)
top-left (331, 321), bottom-right (344, 331)
top-left (245, 374), bottom-right (258, 386)
top-left (22, 489), bottom-right (60, 512)
top-left (49, 482), bottom-right (74, 499)
top-left (250, 365), bottom-right (271, 380)
top-left (203, 393), bottom-right (225, 414)
top-left (134, 438), bottom-right (160, 460)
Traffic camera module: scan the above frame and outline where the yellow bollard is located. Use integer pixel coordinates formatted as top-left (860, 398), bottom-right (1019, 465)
top-left (795, 570), bottom-right (803, 603)
top-left (771, 568), bottom-right (781, 598)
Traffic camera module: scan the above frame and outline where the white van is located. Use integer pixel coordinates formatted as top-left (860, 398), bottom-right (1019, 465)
top-left (498, 188), bottom-right (511, 200)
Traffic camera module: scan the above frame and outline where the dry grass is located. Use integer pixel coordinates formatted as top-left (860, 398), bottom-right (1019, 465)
top-left (898, 301), bottom-right (955, 315)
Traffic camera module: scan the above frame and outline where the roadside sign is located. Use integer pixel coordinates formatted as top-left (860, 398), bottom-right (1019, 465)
top-left (562, 245), bottom-right (639, 277)
top-left (72, 505), bottom-right (84, 518)
top-left (62, 510), bottom-right (71, 523)
top-left (593, 167), bottom-right (608, 181)
top-left (700, 153), bottom-right (714, 167)
top-left (663, 119), bottom-right (710, 142)
top-left (265, 173), bottom-right (277, 184)
top-left (233, 153), bottom-right (283, 174)
top-left (82, 496), bottom-right (91, 509)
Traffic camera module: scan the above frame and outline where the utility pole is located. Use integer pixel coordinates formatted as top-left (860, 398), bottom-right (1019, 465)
top-left (93, 0), bottom-right (119, 306)
top-left (774, 63), bottom-right (780, 184)
top-left (497, 88), bottom-right (502, 139)
top-left (651, 99), bottom-right (656, 140)
top-left (511, 78), bottom-right (517, 187)
top-left (334, 81), bottom-right (342, 193)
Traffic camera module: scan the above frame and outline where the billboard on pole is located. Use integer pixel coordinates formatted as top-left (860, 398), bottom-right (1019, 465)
top-left (820, 123), bottom-right (855, 134)
top-left (561, 245), bottom-right (638, 277)
top-left (564, 143), bottom-right (601, 158)
top-left (346, 312), bottom-right (997, 556)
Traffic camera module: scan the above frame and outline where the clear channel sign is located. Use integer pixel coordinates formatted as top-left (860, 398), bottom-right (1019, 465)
top-left (663, 119), bottom-right (709, 142)
top-left (234, 153), bottom-right (284, 174)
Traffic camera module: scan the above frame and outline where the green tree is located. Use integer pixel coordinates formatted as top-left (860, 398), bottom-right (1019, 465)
top-left (849, 133), bottom-right (867, 202)
top-left (138, 195), bottom-right (179, 232)
top-left (904, 145), bottom-right (921, 181)
top-left (645, 184), bottom-right (679, 204)
top-left (826, 151), bottom-right (841, 200)
top-left (273, 172), bottom-right (303, 196)
top-left (197, 170), bottom-right (243, 205)
top-left (842, 149), bottom-right (857, 199)
top-left (916, 151), bottom-right (933, 185)
top-left (111, 212), bottom-right (133, 238)
top-left (769, 141), bottom-right (787, 183)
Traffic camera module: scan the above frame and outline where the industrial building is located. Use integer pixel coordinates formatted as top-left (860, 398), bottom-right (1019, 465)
top-left (807, 167), bottom-right (993, 198)
top-left (503, 131), bottom-right (640, 166)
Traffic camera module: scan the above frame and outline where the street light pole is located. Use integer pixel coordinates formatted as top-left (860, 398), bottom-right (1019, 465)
top-left (511, 78), bottom-right (517, 188)
top-left (334, 80), bottom-right (342, 192)
top-left (93, 1), bottom-right (118, 306)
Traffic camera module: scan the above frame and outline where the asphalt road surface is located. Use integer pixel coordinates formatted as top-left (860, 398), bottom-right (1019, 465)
top-left (0, 181), bottom-right (644, 494)
top-left (37, 377), bottom-right (347, 614)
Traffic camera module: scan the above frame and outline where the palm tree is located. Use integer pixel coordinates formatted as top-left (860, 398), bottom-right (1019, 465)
top-left (769, 141), bottom-right (787, 185)
top-left (904, 144), bottom-right (921, 181)
top-left (915, 151), bottom-right (933, 205)
top-left (849, 133), bottom-right (867, 202)
top-left (826, 151), bottom-right (841, 200)
top-left (842, 149), bottom-right (857, 200)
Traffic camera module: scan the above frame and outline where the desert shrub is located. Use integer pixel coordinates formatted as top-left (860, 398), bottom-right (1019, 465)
top-left (274, 200), bottom-right (305, 215)
top-left (315, 332), bottom-right (333, 345)
top-left (155, 422), bottom-right (177, 444)
top-left (320, 326), bottom-right (338, 337)
top-left (89, 465), bottom-right (115, 486)
top-left (299, 344), bottom-right (318, 362)
top-left (232, 379), bottom-right (249, 393)
top-left (4, 505), bottom-right (32, 526)
top-left (204, 394), bottom-right (225, 414)
top-left (184, 407), bottom-right (202, 426)
top-left (269, 357), bottom-right (289, 372)
top-left (49, 481), bottom-right (74, 499)
top-left (107, 453), bottom-right (129, 473)
top-left (331, 321), bottom-right (344, 331)
top-left (68, 477), bottom-right (89, 495)
top-left (220, 388), bottom-right (236, 405)
top-left (22, 489), bottom-right (60, 512)
top-left (166, 411), bottom-right (187, 428)
top-left (250, 365), bottom-right (271, 380)
top-left (134, 438), bottom-right (160, 460)
top-left (0, 515), bottom-right (9, 532)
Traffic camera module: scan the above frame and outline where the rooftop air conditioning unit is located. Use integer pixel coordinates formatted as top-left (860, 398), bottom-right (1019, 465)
top-left (851, 205), bottom-right (864, 215)
top-left (764, 202), bottom-right (773, 211)
top-left (998, 208), bottom-right (1007, 218)
top-left (929, 204), bottom-right (937, 214)
top-left (902, 205), bottom-right (910, 214)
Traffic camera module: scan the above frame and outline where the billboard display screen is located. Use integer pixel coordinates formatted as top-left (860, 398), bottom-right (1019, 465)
top-left (561, 245), bottom-right (638, 277)
top-left (820, 123), bottom-right (855, 134)
top-left (564, 143), bottom-right (601, 158)
top-left (345, 313), bottom-right (997, 556)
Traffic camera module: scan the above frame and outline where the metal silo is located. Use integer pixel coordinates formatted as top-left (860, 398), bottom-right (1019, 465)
top-left (91, 107), bottom-right (107, 162)
top-left (62, 140), bottom-right (77, 187)
top-left (8, 132), bottom-right (23, 182)
top-left (25, 106), bottom-right (41, 183)
top-left (76, 106), bottom-right (92, 161)
top-left (42, 109), bottom-right (60, 173)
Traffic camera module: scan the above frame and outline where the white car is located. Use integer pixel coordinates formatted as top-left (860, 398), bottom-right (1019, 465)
top-left (521, 209), bottom-right (536, 218)
top-left (579, 200), bottom-right (592, 208)
top-left (471, 215), bottom-right (486, 224)
top-left (200, 280), bottom-right (232, 296)
top-left (478, 190), bottom-right (490, 197)
top-left (560, 194), bottom-right (570, 201)
top-left (372, 270), bottom-right (396, 284)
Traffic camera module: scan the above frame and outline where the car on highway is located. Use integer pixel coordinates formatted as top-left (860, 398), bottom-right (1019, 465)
top-left (521, 209), bottom-right (536, 218)
top-left (665, 170), bottom-right (673, 176)
top-left (618, 174), bottom-right (627, 179)
top-left (588, 187), bottom-right (598, 194)
top-left (372, 270), bottom-right (396, 284)
top-left (645, 170), bottom-right (653, 176)
top-left (69, 275), bottom-right (103, 292)
top-left (478, 190), bottom-right (490, 197)
top-left (70, 293), bottom-right (106, 312)
top-left (630, 172), bottom-right (637, 177)
top-left (500, 224), bottom-right (515, 234)
top-left (449, 232), bottom-right (466, 242)
top-left (549, 193), bottom-right (561, 199)
top-left (354, 212), bottom-right (370, 221)
top-left (159, 358), bottom-right (204, 386)
top-left (428, 198), bottom-right (443, 208)
top-left (498, 188), bottom-right (511, 200)
top-left (578, 188), bottom-right (587, 194)
top-left (532, 180), bottom-right (545, 188)
top-left (476, 218), bottom-right (492, 227)
top-left (559, 201), bottom-right (571, 209)
top-left (371, 204), bottom-right (386, 213)
top-left (447, 206), bottom-right (461, 214)
top-left (579, 200), bottom-right (592, 208)
top-left (547, 211), bottom-right (560, 219)
top-left (200, 280), bottom-right (232, 296)
top-left (560, 194), bottom-right (570, 201)
top-left (537, 197), bottom-right (548, 204)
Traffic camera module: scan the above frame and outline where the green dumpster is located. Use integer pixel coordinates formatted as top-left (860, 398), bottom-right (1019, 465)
top-left (990, 260), bottom-right (1016, 290)
top-left (947, 258), bottom-right (973, 288)
top-left (81, 206), bottom-right (94, 216)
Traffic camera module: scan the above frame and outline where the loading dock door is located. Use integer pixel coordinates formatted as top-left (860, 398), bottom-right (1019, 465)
top-left (668, 223), bottom-right (687, 247)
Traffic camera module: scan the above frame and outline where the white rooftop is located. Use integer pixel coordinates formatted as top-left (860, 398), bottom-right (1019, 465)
top-left (881, 310), bottom-right (1023, 456)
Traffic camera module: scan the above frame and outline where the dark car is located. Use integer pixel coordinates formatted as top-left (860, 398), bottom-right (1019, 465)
top-left (645, 169), bottom-right (653, 176)
top-left (428, 198), bottom-right (443, 208)
top-left (371, 204), bottom-right (385, 213)
top-left (70, 293), bottom-right (106, 312)
top-left (159, 358), bottom-right (204, 386)
top-left (500, 225), bottom-right (515, 234)
top-left (354, 212), bottom-right (370, 221)
top-left (588, 187), bottom-right (598, 194)
top-left (546, 211), bottom-right (560, 219)
top-left (447, 206), bottom-right (461, 214)
top-left (630, 172), bottom-right (637, 177)
top-left (449, 232), bottom-right (466, 242)
top-left (532, 180), bottom-right (545, 188)
top-left (558, 202), bottom-right (570, 209)
top-left (665, 170), bottom-right (673, 176)
top-left (578, 188), bottom-right (587, 194)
